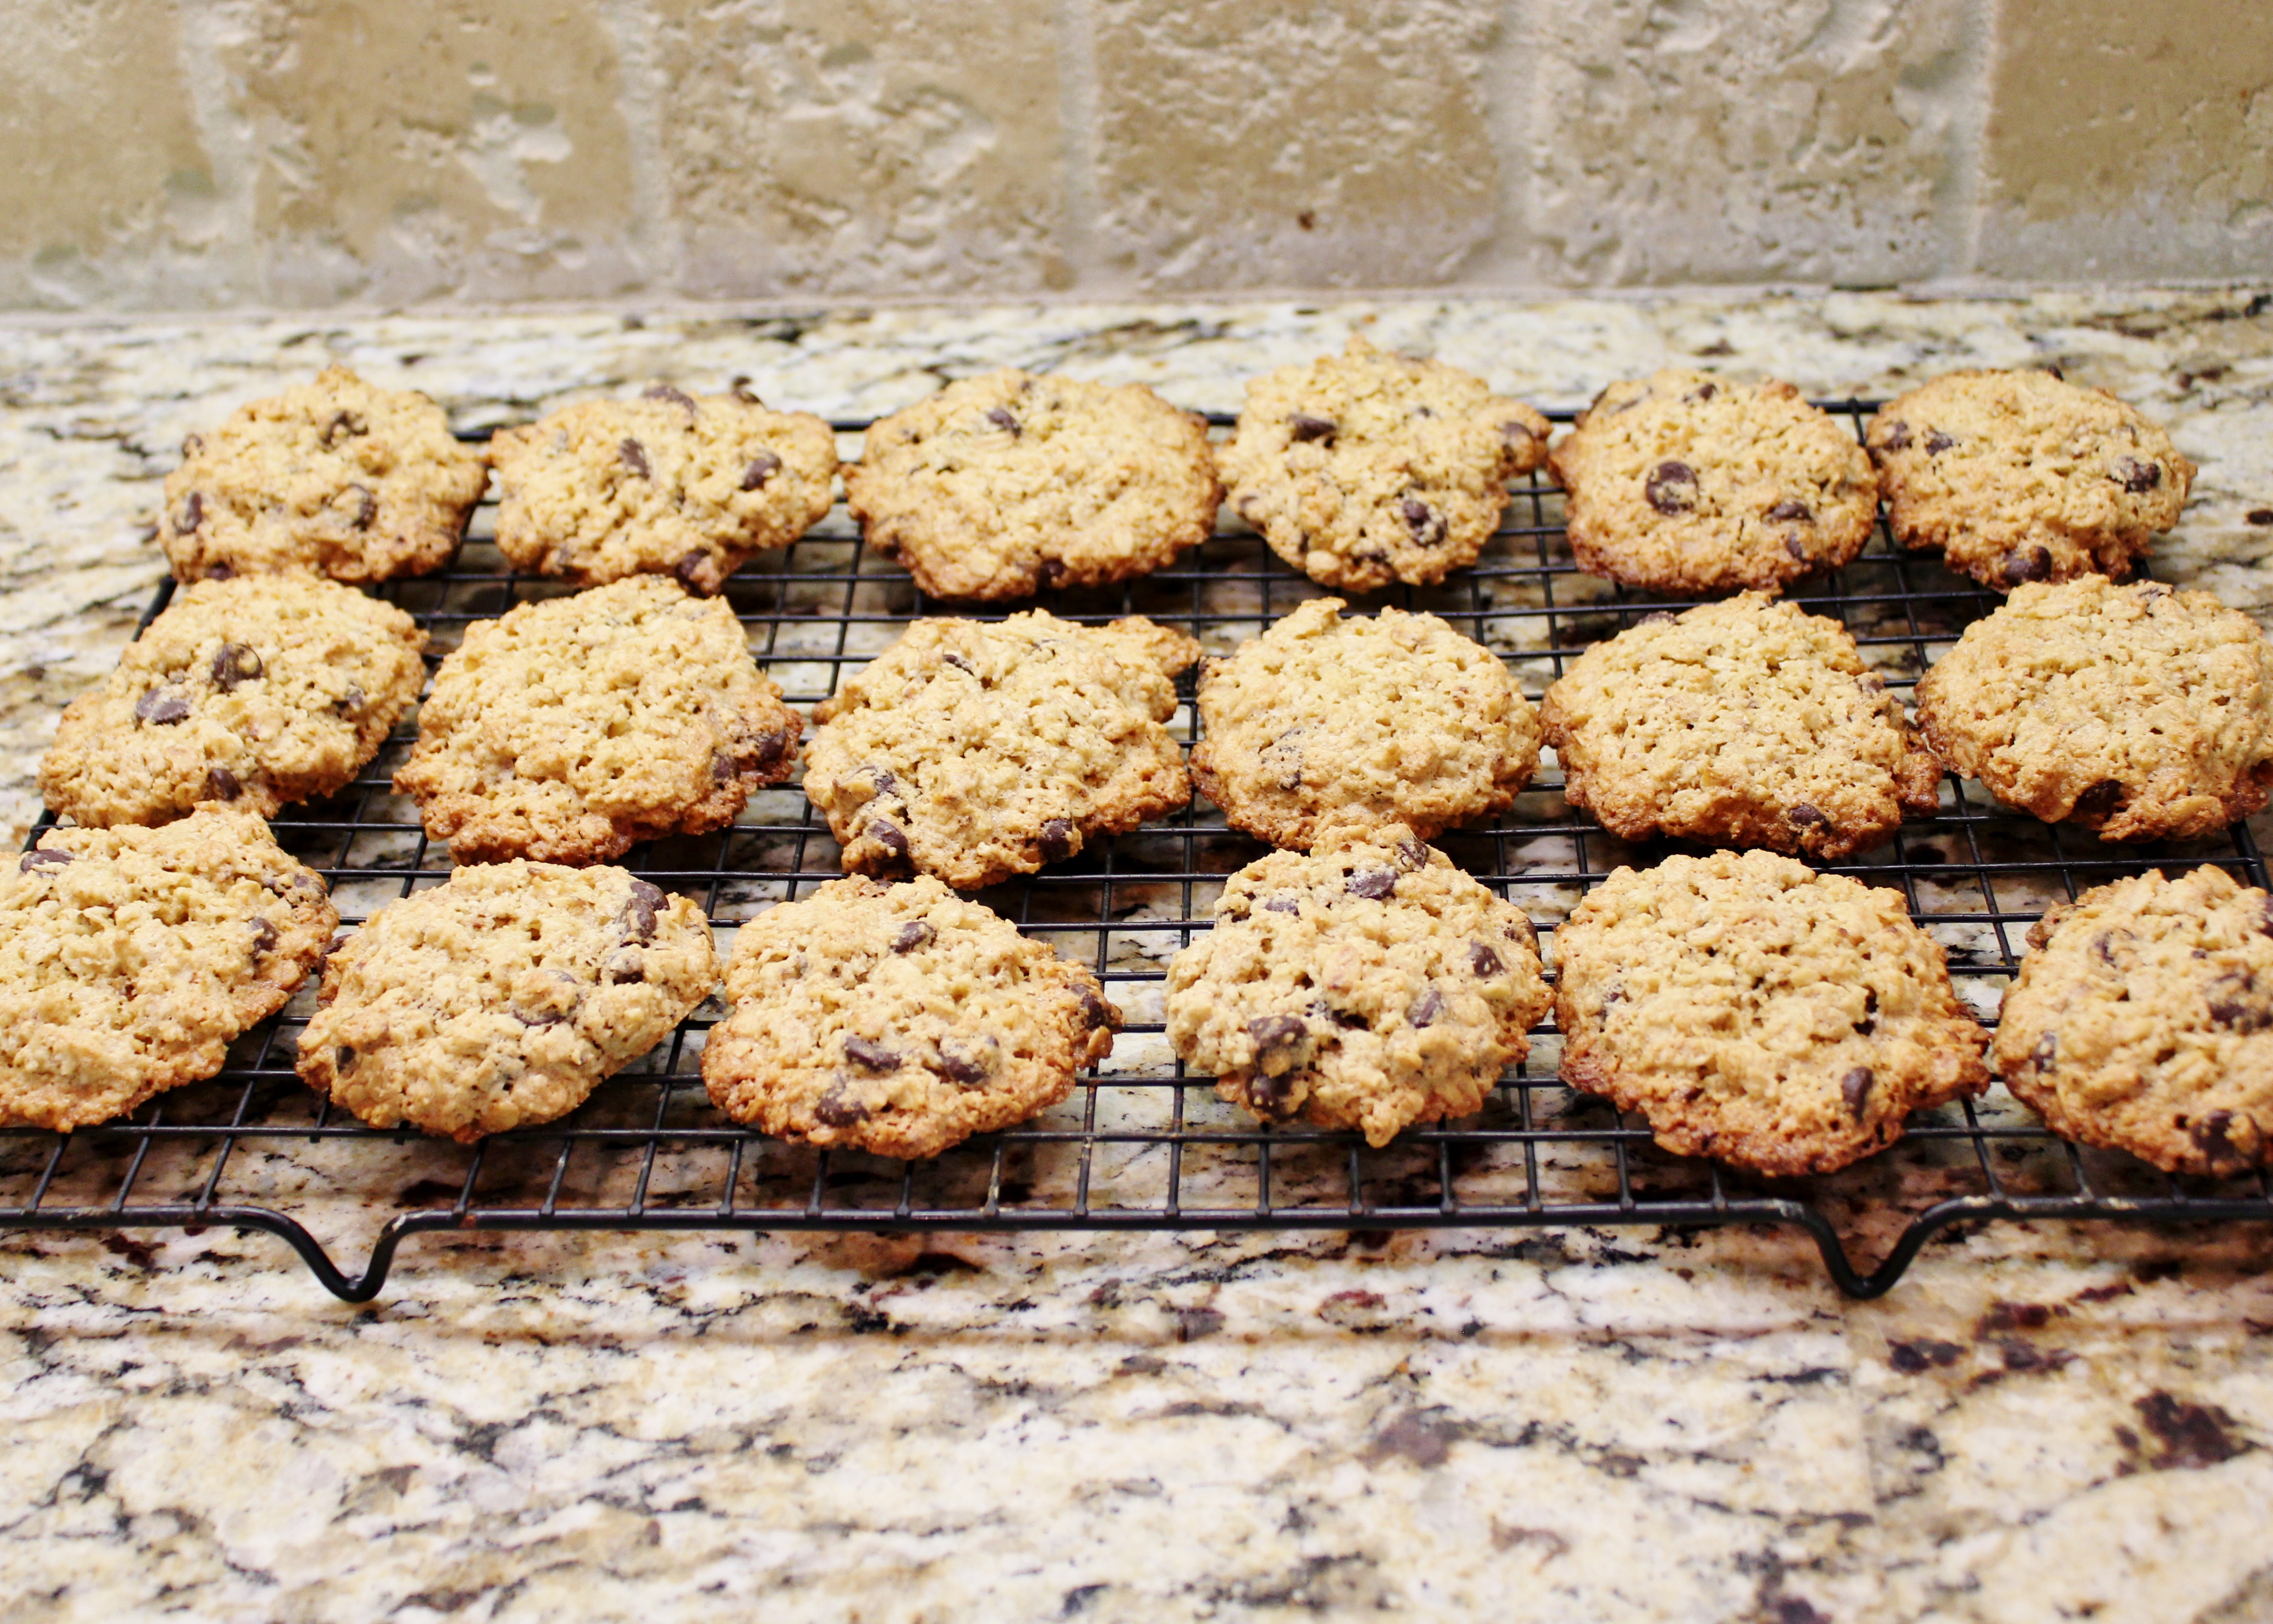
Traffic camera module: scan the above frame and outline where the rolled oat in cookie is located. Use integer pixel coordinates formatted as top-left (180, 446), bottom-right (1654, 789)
top-left (1554, 849), bottom-right (1989, 1177)
top-left (1995, 866), bottom-right (2273, 1177)
top-left (298, 863), bottom-right (717, 1142)
top-left (702, 874), bottom-right (1119, 1159)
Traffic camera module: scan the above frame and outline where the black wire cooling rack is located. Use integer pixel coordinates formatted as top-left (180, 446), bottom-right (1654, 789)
top-left (9, 401), bottom-right (2273, 1302)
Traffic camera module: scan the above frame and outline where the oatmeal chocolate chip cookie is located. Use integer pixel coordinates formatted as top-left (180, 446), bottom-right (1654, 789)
top-left (1867, 369), bottom-right (2195, 590)
top-left (159, 365), bottom-right (488, 584)
top-left (1, 808), bottom-right (335, 1131)
top-left (1548, 368), bottom-right (1877, 595)
top-left (1217, 336), bottom-right (1551, 592)
top-left (1191, 598), bottom-right (1541, 850)
top-left (1555, 850), bottom-right (1989, 1177)
top-left (1996, 866), bottom-right (2273, 1177)
top-left (1914, 576), bottom-right (2273, 841)
top-left (490, 384), bottom-right (838, 595)
top-left (298, 863), bottom-right (717, 1142)
top-left (396, 578), bottom-right (799, 866)
top-left (1165, 820), bottom-right (1550, 1147)
top-left (846, 369), bottom-right (1221, 601)
top-left (1539, 593), bottom-right (1941, 860)
top-left (702, 874), bottom-right (1119, 1159)
top-left (804, 611), bottom-right (1200, 890)
top-left (39, 576), bottom-right (427, 829)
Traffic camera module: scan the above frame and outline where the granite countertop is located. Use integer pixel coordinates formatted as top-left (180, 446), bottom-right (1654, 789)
top-left (6, 291), bottom-right (2273, 1622)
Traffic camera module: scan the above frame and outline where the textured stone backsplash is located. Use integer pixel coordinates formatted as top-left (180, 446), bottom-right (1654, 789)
top-left (0, 0), bottom-right (2267, 311)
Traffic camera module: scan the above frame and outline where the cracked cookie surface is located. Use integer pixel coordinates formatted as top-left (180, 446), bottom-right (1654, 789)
top-left (1548, 368), bottom-right (1877, 594)
top-left (1539, 593), bottom-right (1940, 859)
top-left (1996, 866), bottom-right (2273, 1177)
top-left (1, 808), bottom-right (335, 1130)
top-left (1218, 337), bottom-right (1551, 592)
top-left (490, 385), bottom-right (838, 594)
top-left (40, 576), bottom-right (427, 828)
top-left (159, 365), bottom-right (488, 583)
top-left (397, 578), bottom-right (800, 865)
top-left (846, 368), bottom-right (1221, 601)
top-left (1554, 849), bottom-right (1989, 1177)
top-left (702, 874), bottom-right (1119, 1159)
top-left (1165, 820), bottom-right (1550, 1147)
top-left (1192, 598), bottom-right (1540, 850)
top-left (298, 863), bottom-right (717, 1142)
top-left (1867, 369), bottom-right (2194, 590)
top-left (803, 611), bottom-right (1200, 890)
top-left (1914, 576), bottom-right (2273, 841)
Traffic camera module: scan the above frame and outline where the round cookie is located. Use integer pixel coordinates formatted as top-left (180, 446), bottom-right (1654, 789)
top-left (1538, 593), bottom-right (1941, 859)
top-left (1867, 368), bottom-right (2195, 591)
top-left (39, 576), bottom-right (428, 828)
top-left (804, 611), bottom-right (1200, 890)
top-left (1216, 336), bottom-right (1551, 592)
top-left (1913, 576), bottom-right (2273, 841)
top-left (702, 874), bottom-right (1119, 1159)
top-left (1165, 820), bottom-right (1551, 1147)
top-left (298, 863), bottom-right (718, 1142)
top-left (1, 808), bottom-right (335, 1131)
top-left (845, 369), bottom-right (1221, 601)
top-left (489, 384), bottom-right (838, 595)
top-left (396, 578), bottom-right (800, 865)
top-left (1996, 866), bottom-right (2273, 1177)
top-left (1553, 850), bottom-right (1990, 1177)
top-left (1548, 368), bottom-right (1877, 594)
top-left (1191, 598), bottom-right (1540, 850)
top-left (159, 365), bottom-right (488, 583)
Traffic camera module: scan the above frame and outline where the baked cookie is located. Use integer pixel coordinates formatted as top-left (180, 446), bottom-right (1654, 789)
top-left (490, 385), bottom-right (838, 595)
top-left (1538, 593), bottom-right (1940, 859)
top-left (159, 365), bottom-right (488, 583)
top-left (804, 611), bottom-right (1200, 889)
top-left (1867, 369), bottom-right (2195, 590)
top-left (1554, 850), bottom-right (1990, 1177)
top-left (845, 369), bottom-right (1221, 601)
top-left (298, 863), bottom-right (717, 1142)
top-left (1191, 599), bottom-right (1540, 850)
top-left (0, 808), bottom-right (334, 1131)
top-left (1914, 576), bottom-right (2273, 841)
top-left (1996, 866), bottom-right (2273, 1177)
top-left (1164, 820), bottom-right (1550, 1147)
top-left (702, 874), bottom-right (1119, 1159)
top-left (1548, 368), bottom-right (1877, 594)
top-left (39, 576), bottom-right (427, 828)
top-left (396, 578), bottom-right (799, 865)
top-left (1217, 336), bottom-right (1551, 592)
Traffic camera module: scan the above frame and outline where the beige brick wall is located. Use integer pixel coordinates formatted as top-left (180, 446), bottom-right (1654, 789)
top-left (1, 0), bottom-right (2266, 310)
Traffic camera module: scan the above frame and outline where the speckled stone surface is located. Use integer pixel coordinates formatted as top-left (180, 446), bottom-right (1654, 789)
top-left (6, 292), bottom-right (2273, 1621)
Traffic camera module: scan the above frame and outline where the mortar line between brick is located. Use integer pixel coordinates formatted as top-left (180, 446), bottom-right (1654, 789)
top-left (1945, 0), bottom-right (1998, 283)
top-left (1054, 0), bottom-right (1114, 295)
top-left (595, 0), bottom-right (681, 297)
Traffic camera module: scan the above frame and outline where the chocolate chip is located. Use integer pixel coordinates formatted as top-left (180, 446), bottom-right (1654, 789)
top-left (1504, 915), bottom-right (1538, 951)
top-left (1079, 988), bottom-right (1115, 1031)
top-left (1400, 497), bottom-right (1446, 545)
top-left (204, 766), bottom-right (241, 801)
top-left (180, 491), bottom-right (206, 534)
top-left (984, 406), bottom-right (1020, 436)
top-left (1688, 381), bottom-right (1718, 401)
top-left (2191, 1109), bottom-right (2257, 1171)
top-left (1787, 803), bottom-right (1827, 827)
top-left (603, 949), bottom-right (645, 985)
top-left (1856, 988), bottom-right (1878, 1037)
top-left (1842, 1067), bottom-right (1875, 1117)
top-left (205, 561), bottom-right (233, 581)
top-left (2071, 779), bottom-right (2125, 822)
top-left (1038, 558), bottom-right (1069, 589)
top-left (2032, 1033), bottom-right (2057, 1072)
top-left (19, 849), bottom-right (73, 873)
top-left (1784, 536), bottom-right (1808, 562)
top-left (672, 547), bottom-right (713, 592)
top-left (1247, 1014), bottom-right (1309, 1054)
top-left (2113, 457), bottom-right (2163, 493)
top-left (324, 932), bottom-right (351, 959)
top-left (2248, 509), bottom-right (2273, 527)
top-left (1346, 868), bottom-right (1397, 901)
top-left (867, 820), bottom-right (911, 860)
top-left (2208, 972), bottom-right (2273, 1033)
top-left (864, 766), bottom-right (900, 799)
top-left (1288, 412), bottom-right (1337, 443)
top-left (1924, 430), bottom-right (1957, 455)
top-left (134, 690), bottom-right (190, 726)
top-left (347, 485), bottom-right (377, 530)
top-left (321, 410), bottom-right (366, 447)
top-left (1469, 942), bottom-right (1503, 977)
top-left (814, 1084), bottom-right (869, 1126)
top-left (1245, 1071), bottom-right (1301, 1121)
top-left (1038, 818), bottom-right (1078, 863)
top-left (741, 450), bottom-right (782, 490)
top-left (1765, 499), bottom-right (1812, 522)
top-left (1644, 461), bottom-right (1697, 515)
top-left (642, 383), bottom-right (697, 412)
top-left (1880, 421), bottom-right (1912, 451)
top-left (845, 1035), bottom-right (900, 1071)
top-left (210, 642), bottom-right (263, 690)
top-left (2259, 896), bottom-right (2273, 940)
top-left (514, 1008), bottom-right (568, 1029)
top-left (891, 920), bottom-right (935, 954)
top-left (1499, 420), bottom-right (1535, 449)
top-left (1396, 838), bottom-right (1427, 871)
top-left (2000, 546), bottom-right (2053, 586)
top-left (1261, 896), bottom-right (1301, 914)
top-left (1407, 989), bottom-right (1444, 1028)
top-left (183, 433), bottom-right (204, 457)
top-left (337, 684), bottom-right (364, 715)
top-left (619, 438), bottom-right (650, 479)
top-left (336, 1046), bottom-right (356, 1071)
top-left (1598, 979), bottom-right (1624, 1025)
top-left (933, 1039), bottom-right (996, 1087)
top-left (622, 880), bottom-right (665, 943)
top-left (942, 652), bottom-right (976, 675)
